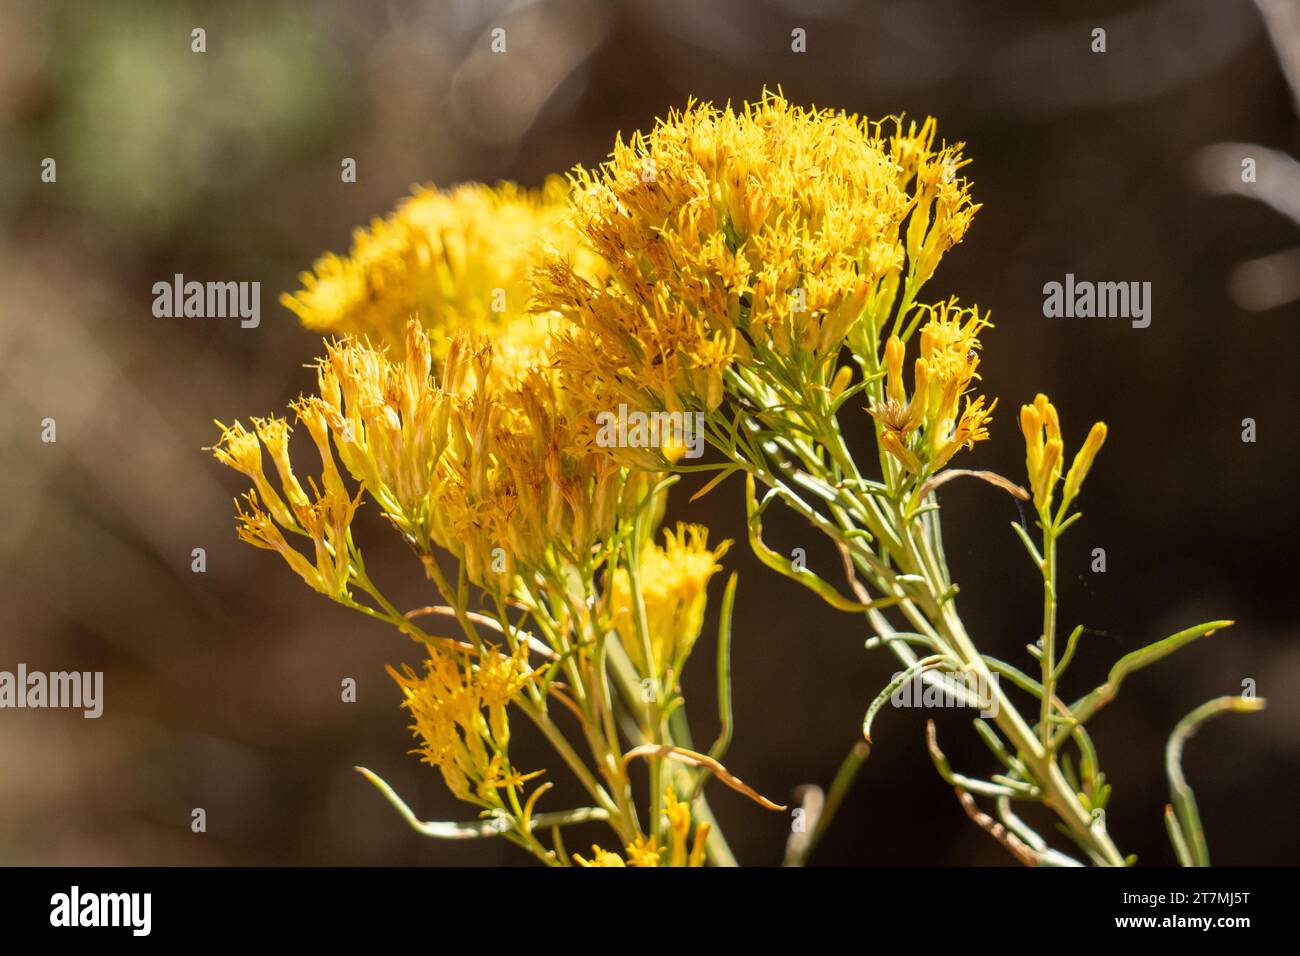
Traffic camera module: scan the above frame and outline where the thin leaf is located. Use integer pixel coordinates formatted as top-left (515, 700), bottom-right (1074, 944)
top-left (1053, 624), bottom-right (1086, 680)
top-left (862, 655), bottom-right (945, 742)
top-left (745, 473), bottom-right (894, 613)
top-left (689, 464), bottom-right (742, 502)
top-left (355, 766), bottom-right (608, 838)
top-left (1164, 804), bottom-right (1194, 867)
top-left (1010, 521), bottom-right (1044, 566)
top-left (923, 722), bottom-right (1023, 798)
top-left (917, 468), bottom-right (1029, 502)
top-left (708, 572), bottom-right (739, 762)
top-left (1066, 621), bottom-right (1234, 731)
top-left (621, 744), bottom-right (786, 811)
top-left (1164, 695), bottom-right (1266, 866)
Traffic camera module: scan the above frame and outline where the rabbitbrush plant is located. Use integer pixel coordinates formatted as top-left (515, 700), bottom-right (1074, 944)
top-left (214, 91), bottom-right (1261, 866)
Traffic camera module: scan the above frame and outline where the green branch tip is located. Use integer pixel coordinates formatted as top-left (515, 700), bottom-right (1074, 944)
top-left (1163, 695), bottom-right (1266, 867)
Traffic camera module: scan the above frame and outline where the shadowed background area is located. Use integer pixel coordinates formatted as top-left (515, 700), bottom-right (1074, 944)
top-left (0, 0), bottom-right (1296, 866)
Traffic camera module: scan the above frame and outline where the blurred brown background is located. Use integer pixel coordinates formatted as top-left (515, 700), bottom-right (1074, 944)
top-left (1, 0), bottom-right (1297, 866)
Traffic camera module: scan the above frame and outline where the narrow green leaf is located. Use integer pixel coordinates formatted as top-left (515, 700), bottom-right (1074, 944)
top-left (355, 767), bottom-right (609, 839)
top-left (1164, 695), bottom-right (1266, 867)
top-left (708, 572), bottom-right (739, 762)
top-left (862, 655), bottom-right (945, 742)
top-left (1066, 620), bottom-right (1234, 730)
top-left (744, 473), bottom-right (895, 614)
top-left (1010, 521), bottom-right (1043, 566)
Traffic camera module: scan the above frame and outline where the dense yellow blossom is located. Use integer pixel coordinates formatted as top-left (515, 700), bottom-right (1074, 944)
top-left (223, 317), bottom-right (653, 590)
top-left (870, 300), bottom-right (995, 476)
top-left (608, 524), bottom-right (729, 678)
top-left (427, 317), bottom-right (656, 586)
top-left (282, 179), bottom-right (591, 358)
top-left (295, 320), bottom-right (462, 553)
top-left (387, 642), bottom-right (539, 802)
top-left (537, 90), bottom-right (978, 414)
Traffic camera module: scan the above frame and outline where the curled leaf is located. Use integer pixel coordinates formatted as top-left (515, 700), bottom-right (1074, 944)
top-left (621, 744), bottom-right (786, 811)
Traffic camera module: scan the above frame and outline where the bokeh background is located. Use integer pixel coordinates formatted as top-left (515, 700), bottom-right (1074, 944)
top-left (1, 0), bottom-right (1297, 866)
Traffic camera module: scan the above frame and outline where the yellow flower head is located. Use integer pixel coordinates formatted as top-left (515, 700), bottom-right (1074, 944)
top-left (572, 787), bottom-right (710, 867)
top-left (662, 786), bottom-right (711, 868)
top-left (282, 179), bottom-right (590, 358)
top-left (387, 643), bottom-right (539, 802)
top-left (1021, 393), bottom-right (1107, 515)
top-left (426, 317), bottom-right (657, 588)
top-left (538, 90), bottom-right (977, 414)
top-left (870, 301), bottom-right (995, 475)
top-left (211, 419), bottom-right (294, 527)
top-left (219, 314), bottom-right (653, 596)
top-left (608, 523), bottom-right (729, 677)
top-left (294, 321), bottom-right (463, 553)
top-left (623, 834), bottom-right (663, 868)
top-left (572, 846), bottom-right (627, 867)
top-left (476, 639), bottom-right (534, 745)
top-left (211, 417), bottom-right (363, 598)
top-left (1062, 420), bottom-right (1107, 510)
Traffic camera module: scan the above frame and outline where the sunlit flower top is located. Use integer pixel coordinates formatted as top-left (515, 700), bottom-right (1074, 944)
top-left (282, 179), bottom-right (589, 358)
top-left (212, 318), bottom-right (653, 594)
top-left (536, 90), bottom-right (978, 413)
top-left (608, 523), bottom-right (729, 678)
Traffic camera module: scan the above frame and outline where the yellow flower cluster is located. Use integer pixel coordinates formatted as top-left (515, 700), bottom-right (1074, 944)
top-left (574, 787), bottom-right (710, 867)
top-left (213, 93), bottom-right (1020, 865)
top-left (215, 316), bottom-right (655, 591)
top-left (299, 321), bottom-right (460, 553)
top-left (1020, 393), bottom-right (1107, 514)
top-left (282, 179), bottom-right (590, 358)
top-left (388, 642), bottom-right (540, 802)
top-left (275, 176), bottom-right (654, 584)
top-left (431, 316), bottom-right (655, 585)
top-left (608, 524), bottom-right (729, 678)
top-left (870, 301), bottom-right (996, 476)
top-left (211, 417), bottom-right (363, 599)
top-left (537, 90), bottom-right (977, 414)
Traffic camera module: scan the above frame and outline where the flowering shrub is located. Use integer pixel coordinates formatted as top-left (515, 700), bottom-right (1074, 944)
top-left (213, 91), bottom-right (1260, 866)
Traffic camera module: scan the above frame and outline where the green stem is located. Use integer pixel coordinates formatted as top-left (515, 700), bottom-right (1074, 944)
top-left (1039, 520), bottom-right (1057, 750)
